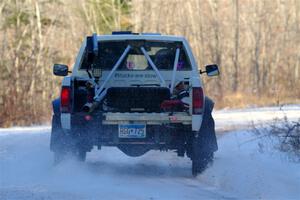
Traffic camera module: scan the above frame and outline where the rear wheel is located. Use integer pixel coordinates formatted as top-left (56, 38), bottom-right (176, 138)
top-left (53, 148), bottom-right (86, 164)
top-left (191, 97), bottom-right (218, 176)
top-left (50, 115), bottom-right (86, 164)
top-left (192, 152), bottom-right (214, 176)
top-left (54, 150), bottom-right (65, 164)
top-left (73, 148), bottom-right (87, 162)
top-left (51, 114), bottom-right (66, 164)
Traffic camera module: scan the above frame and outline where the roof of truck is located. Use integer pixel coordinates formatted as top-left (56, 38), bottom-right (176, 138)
top-left (97, 33), bottom-right (187, 42)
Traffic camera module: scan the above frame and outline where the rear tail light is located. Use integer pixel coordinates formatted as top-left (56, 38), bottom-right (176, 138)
top-left (60, 86), bottom-right (71, 113)
top-left (192, 87), bottom-right (204, 114)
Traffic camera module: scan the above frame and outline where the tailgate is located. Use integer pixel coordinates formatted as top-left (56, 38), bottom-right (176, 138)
top-left (103, 112), bottom-right (191, 125)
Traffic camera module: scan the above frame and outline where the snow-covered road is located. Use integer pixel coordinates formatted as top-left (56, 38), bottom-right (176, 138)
top-left (0, 106), bottom-right (300, 200)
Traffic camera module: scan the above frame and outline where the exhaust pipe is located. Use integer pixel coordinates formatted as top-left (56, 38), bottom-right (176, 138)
top-left (82, 101), bottom-right (100, 113)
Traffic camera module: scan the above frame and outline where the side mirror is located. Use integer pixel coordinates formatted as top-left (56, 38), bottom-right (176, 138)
top-left (53, 64), bottom-right (69, 76)
top-left (200, 64), bottom-right (220, 76)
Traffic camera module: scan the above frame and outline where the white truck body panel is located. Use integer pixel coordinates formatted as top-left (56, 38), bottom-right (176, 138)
top-left (191, 77), bottom-right (203, 131)
top-left (61, 113), bottom-right (71, 130)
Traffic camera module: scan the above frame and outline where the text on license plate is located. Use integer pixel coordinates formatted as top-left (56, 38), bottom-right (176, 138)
top-left (118, 124), bottom-right (146, 138)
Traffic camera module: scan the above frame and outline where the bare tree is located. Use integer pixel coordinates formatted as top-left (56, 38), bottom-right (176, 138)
top-left (232, 0), bottom-right (239, 92)
top-left (0, 0), bottom-right (299, 126)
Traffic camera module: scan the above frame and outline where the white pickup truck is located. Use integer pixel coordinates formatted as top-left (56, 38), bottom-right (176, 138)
top-left (50, 32), bottom-right (220, 176)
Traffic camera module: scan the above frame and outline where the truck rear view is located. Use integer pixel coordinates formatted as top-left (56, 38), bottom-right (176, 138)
top-left (51, 32), bottom-right (219, 176)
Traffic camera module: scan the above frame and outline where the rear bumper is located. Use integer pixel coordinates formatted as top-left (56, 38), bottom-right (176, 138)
top-left (68, 112), bottom-right (192, 148)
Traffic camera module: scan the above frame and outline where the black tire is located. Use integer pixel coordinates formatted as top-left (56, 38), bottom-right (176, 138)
top-left (51, 114), bottom-right (69, 164)
top-left (78, 150), bottom-right (87, 161)
top-left (73, 148), bottom-right (87, 162)
top-left (191, 97), bottom-right (218, 176)
top-left (192, 152), bottom-right (214, 176)
top-left (50, 114), bottom-right (63, 152)
top-left (53, 150), bottom-right (66, 165)
top-left (53, 148), bottom-right (86, 164)
top-left (50, 115), bottom-right (86, 164)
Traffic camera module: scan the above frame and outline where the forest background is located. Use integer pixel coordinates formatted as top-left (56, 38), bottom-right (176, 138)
top-left (0, 0), bottom-right (299, 127)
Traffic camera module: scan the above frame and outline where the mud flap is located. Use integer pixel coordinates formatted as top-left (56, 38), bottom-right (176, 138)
top-left (193, 96), bottom-right (218, 157)
top-left (50, 114), bottom-right (75, 152)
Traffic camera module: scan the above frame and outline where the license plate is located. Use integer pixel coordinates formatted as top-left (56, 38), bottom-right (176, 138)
top-left (118, 124), bottom-right (146, 138)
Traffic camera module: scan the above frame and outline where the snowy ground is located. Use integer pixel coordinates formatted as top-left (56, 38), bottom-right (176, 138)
top-left (0, 106), bottom-right (300, 200)
top-left (214, 104), bottom-right (300, 131)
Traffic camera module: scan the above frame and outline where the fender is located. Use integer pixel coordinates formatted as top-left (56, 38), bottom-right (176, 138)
top-left (204, 96), bottom-right (214, 115)
top-left (52, 98), bottom-right (60, 116)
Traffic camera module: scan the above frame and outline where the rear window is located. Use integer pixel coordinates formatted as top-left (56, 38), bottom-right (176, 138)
top-left (80, 40), bottom-right (192, 71)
